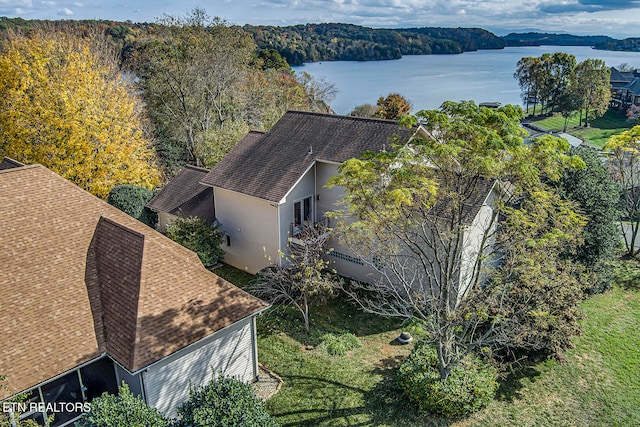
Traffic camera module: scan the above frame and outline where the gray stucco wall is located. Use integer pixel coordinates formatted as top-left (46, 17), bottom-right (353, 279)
top-left (214, 187), bottom-right (279, 274)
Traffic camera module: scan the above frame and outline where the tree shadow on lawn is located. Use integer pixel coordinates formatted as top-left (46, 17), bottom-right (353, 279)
top-left (588, 110), bottom-right (630, 130)
top-left (271, 375), bottom-right (370, 427)
top-left (256, 299), bottom-right (405, 346)
top-left (364, 356), bottom-right (456, 427)
top-left (494, 361), bottom-right (542, 402)
top-left (271, 356), bottom-right (454, 427)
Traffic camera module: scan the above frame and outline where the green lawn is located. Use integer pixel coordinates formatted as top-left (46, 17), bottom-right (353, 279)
top-left (526, 109), bottom-right (634, 148)
top-left (465, 284), bottom-right (640, 427)
top-left (215, 264), bottom-right (640, 426)
top-left (210, 263), bottom-right (254, 287)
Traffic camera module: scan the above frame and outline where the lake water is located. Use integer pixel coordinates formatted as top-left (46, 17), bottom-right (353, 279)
top-left (293, 46), bottom-right (640, 115)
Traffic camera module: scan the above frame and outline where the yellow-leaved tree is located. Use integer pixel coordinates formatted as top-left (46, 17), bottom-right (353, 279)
top-left (0, 29), bottom-right (160, 198)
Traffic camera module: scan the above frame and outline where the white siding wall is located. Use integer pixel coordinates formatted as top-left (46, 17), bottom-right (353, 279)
top-left (141, 316), bottom-right (257, 419)
top-left (214, 187), bottom-right (279, 274)
top-left (458, 204), bottom-right (495, 304)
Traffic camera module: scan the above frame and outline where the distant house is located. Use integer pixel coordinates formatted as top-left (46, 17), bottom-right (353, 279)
top-left (0, 162), bottom-right (268, 425)
top-left (198, 111), bottom-right (499, 291)
top-left (610, 66), bottom-right (640, 108)
top-left (146, 165), bottom-right (215, 233)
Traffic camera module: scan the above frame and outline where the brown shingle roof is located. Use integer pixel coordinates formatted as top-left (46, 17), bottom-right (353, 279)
top-left (146, 165), bottom-right (215, 223)
top-left (0, 165), bottom-right (268, 398)
top-left (201, 112), bottom-right (413, 202)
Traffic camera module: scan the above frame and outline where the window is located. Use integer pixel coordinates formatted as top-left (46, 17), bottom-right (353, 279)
top-left (41, 371), bottom-right (83, 426)
top-left (293, 196), bottom-right (313, 226)
top-left (5, 357), bottom-right (118, 427)
top-left (293, 195), bottom-right (314, 235)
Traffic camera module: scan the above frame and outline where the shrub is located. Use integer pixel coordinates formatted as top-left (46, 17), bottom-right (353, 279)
top-left (165, 216), bottom-right (224, 266)
top-left (397, 343), bottom-right (498, 417)
top-left (560, 146), bottom-right (621, 293)
top-left (107, 184), bottom-right (157, 227)
top-left (76, 383), bottom-right (167, 427)
top-left (174, 376), bottom-right (278, 427)
top-left (319, 332), bottom-right (362, 356)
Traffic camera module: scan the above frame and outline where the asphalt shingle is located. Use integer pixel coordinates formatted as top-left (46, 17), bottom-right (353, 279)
top-left (0, 165), bottom-right (268, 398)
top-left (201, 112), bottom-right (413, 202)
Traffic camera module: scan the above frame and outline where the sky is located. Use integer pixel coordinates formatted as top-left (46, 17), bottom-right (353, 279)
top-left (2, 0), bottom-right (640, 39)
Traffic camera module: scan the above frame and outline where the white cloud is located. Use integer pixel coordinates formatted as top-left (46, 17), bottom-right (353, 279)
top-left (57, 6), bottom-right (72, 14)
top-left (0, 0), bottom-right (33, 8)
top-left (41, 0), bottom-right (55, 7)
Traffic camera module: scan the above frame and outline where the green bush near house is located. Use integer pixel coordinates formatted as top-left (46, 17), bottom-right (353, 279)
top-left (174, 376), bottom-right (278, 427)
top-left (76, 383), bottom-right (167, 427)
top-left (397, 342), bottom-right (498, 418)
top-left (107, 184), bottom-right (157, 227)
top-left (165, 216), bottom-right (224, 266)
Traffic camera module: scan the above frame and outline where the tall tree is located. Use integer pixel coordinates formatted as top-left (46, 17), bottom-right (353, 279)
top-left (515, 53), bottom-right (577, 115)
top-left (605, 125), bottom-right (640, 257)
top-left (514, 56), bottom-right (543, 115)
top-left (132, 10), bottom-right (256, 171)
top-left (573, 58), bottom-right (611, 127)
top-left (373, 93), bottom-right (412, 120)
top-left (559, 146), bottom-right (620, 292)
top-left (349, 103), bottom-right (378, 118)
top-left (543, 52), bottom-right (577, 113)
top-left (329, 101), bottom-right (586, 379)
top-left (131, 9), bottom-right (327, 174)
top-left (0, 29), bottom-right (160, 198)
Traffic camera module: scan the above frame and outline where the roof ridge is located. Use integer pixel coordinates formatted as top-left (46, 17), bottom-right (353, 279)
top-left (98, 215), bottom-right (146, 239)
top-left (183, 164), bottom-right (211, 173)
top-left (285, 109), bottom-right (401, 124)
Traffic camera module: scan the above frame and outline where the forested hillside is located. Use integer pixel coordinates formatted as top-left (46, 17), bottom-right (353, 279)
top-left (594, 38), bottom-right (640, 52)
top-left (244, 23), bottom-right (505, 65)
top-left (502, 32), bottom-right (615, 47)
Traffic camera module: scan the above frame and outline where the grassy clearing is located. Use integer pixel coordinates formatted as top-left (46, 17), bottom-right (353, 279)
top-left (464, 284), bottom-right (640, 426)
top-left (211, 263), bottom-right (254, 287)
top-left (256, 301), bottom-right (428, 426)
top-left (527, 109), bottom-right (633, 148)
top-left (215, 264), bottom-right (640, 426)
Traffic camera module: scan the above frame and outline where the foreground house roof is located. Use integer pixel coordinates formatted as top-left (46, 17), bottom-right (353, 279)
top-left (146, 165), bottom-right (215, 223)
top-left (0, 165), bottom-right (268, 399)
top-left (201, 111), bottom-right (414, 202)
